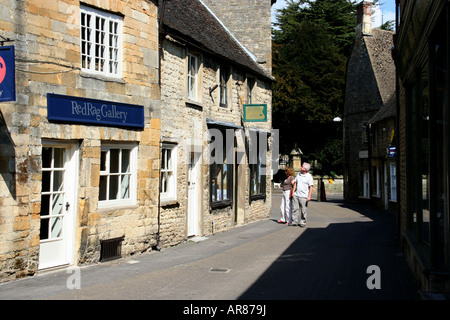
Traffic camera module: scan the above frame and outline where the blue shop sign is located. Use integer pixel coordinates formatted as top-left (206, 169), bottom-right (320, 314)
top-left (0, 46), bottom-right (16, 102)
top-left (388, 146), bottom-right (396, 157)
top-left (47, 93), bottom-right (145, 129)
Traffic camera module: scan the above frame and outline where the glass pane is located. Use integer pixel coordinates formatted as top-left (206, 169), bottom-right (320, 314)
top-left (121, 175), bottom-right (130, 199)
top-left (162, 149), bottom-right (167, 170)
top-left (40, 218), bottom-right (49, 240)
top-left (121, 149), bottom-right (130, 173)
top-left (42, 171), bottom-right (51, 193)
top-left (42, 147), bottom-right (52, 169)
top-left (40, 194), bottom-right (50, 216)
top-left (110, 149), bottom-right (120, 173)
top-left (53, 171), bottom-right (64, 192)
top-left (166, 149), bottom-right (172, 170)
top-left (99, 176), bottom-right (107, 201)
top-left (52, 193), bottom-right (64, 216)
top-left (222, 164), bottom-right (228, 199)
top-left (216, 165), bottom-right (223, 201)
top-left (53, 148), bottom-right (65, 168)
top-left (100, 151), bottom-right (107, 171)
top-left (109, 175), bottom-right (119, 200)
top-left (161, 172), bottom-right (168, 193)
top-left (50, 217), bottom-right (63, 238)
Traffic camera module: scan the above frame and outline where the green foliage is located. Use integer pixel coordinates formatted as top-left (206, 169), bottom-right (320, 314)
top-left (272, 0), bottom-right (357, 176)
top-left (380, 20), bottom-right (395, 31)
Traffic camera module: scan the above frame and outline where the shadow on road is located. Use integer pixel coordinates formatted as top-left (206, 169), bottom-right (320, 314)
top-left (241, 199), bottom-right (421, 300)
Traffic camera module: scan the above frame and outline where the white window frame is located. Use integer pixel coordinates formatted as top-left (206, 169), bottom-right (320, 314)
top-left (80, 5), bottom-right (123, 78)
top-left (98, 144), bottom-right (137, 209)
top-left (390, 163), bottom-right (397, 202)
top-left (187, 52), bottom-right (199, 101)
top-left (160, 144), bottom-right (177, 202)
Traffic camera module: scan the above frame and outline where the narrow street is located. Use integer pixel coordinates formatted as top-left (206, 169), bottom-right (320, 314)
top-left (0, 189), bottom-right (420, 301)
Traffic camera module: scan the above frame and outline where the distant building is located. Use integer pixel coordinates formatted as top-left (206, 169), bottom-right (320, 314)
top-left (343, 1), bottom-right (396, 207)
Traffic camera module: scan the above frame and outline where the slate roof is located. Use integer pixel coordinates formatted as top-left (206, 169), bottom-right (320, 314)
top-left (161, 0), bottom-right (273, 81)
top-left (365, 28), bottom-right (397, 124)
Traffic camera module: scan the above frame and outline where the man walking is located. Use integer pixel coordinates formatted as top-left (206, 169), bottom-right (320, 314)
top-left (291, 162), bottom-right (314, 227)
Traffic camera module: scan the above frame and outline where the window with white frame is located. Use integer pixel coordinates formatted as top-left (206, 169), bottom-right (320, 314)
top-left (187, 53), bottom-right (199, 101)
top-left (390, 163), bottom-right (397, 201)
top-left (99, 144), bottom-right (137, 208)
top-left (80, 5), bottom-right (123, 77)
top-left (219, 66), bottom-right (229, 107)
top-left (161, 144), bottom-right (177, 201)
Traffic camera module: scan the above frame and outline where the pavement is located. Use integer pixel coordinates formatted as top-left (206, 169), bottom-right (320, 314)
top-left (0, 188), bottom-right (422, 304)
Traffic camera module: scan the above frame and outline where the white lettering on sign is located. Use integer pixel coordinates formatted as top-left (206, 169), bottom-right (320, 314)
top-left (71, 101), bottom-right (128, 123)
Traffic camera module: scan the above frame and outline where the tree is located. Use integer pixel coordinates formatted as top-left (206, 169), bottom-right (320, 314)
top-left (380, 20), bottom-right (395, 31)
top-left (272, 0), bottom-right (357, 176)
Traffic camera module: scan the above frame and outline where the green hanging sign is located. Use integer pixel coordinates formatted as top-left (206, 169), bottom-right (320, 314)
top-left (243, 104), bottom-right (267, 122)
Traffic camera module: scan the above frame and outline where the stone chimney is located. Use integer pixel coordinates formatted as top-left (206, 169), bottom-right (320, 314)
top-left (356, 1), bottom-right (372, 35)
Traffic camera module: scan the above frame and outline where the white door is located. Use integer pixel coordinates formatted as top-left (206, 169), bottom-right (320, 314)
top-left (187, 152), bottom-right (200, 237)
top-left (39, 143), bottom-right (78, 270)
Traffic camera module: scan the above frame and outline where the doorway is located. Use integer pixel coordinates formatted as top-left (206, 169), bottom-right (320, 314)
top-left (187, 152), bottom-right (200, 237)
top-left (39, 142), bottom-right (78, 270)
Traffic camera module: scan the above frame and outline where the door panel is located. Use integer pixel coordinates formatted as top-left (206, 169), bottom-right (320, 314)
top-left (39, 144), bottom-right (78, 270)
top-left (187, 152), bottom-right (200, 237)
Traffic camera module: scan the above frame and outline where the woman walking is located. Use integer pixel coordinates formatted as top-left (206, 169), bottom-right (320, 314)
top-left (279, 167), bottom-right (295, 225)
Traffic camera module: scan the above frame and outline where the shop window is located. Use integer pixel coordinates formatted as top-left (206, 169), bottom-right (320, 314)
top-left (161, 144), bottom-right (177, 202)
top-left (80, 5), bottom-right (123, 78)
top-left (249, 130), bottom-right (267, 200)
top-left (99, 144), bottom-right (137, 208)
top-left (209, 128), bottom-right (233, 207)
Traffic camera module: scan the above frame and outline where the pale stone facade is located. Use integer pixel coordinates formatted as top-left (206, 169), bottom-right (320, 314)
top-left (158, 0), bottom-right (274, 246)
top-left (0, 0), bottom-right (275, 282)
top-left (0, 0), bottom-right (160, 281)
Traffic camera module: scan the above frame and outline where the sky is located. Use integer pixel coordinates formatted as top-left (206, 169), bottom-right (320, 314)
top-left (271, 0), bottom-right (396, 29)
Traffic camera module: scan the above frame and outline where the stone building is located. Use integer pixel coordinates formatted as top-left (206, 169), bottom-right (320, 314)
top-left (0, 0), bottom-right (275, 282)
top-left (367, 99), bottom-right (397, 212)
top-left (0, 0), bottom-right (161, 281)
top-left (201, 0), bottom-right (275, 73)
top-left (343, 1), bottom-right (396, 206)
top-left (394, 0), bottom-right (450, 295)
top-left (158, 0), bottom-right (274, 246)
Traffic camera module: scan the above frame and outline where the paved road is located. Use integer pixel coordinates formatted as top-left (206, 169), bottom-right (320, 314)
top-left (0, 189), bottom-right (420, 302)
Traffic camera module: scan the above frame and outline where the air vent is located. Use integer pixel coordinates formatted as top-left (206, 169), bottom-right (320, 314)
top-left (100, 236), bottom-right (124, 262)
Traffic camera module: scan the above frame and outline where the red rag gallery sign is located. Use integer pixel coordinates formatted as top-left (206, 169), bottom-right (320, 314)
top-left (0, 46), bottom-right (15, 102)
